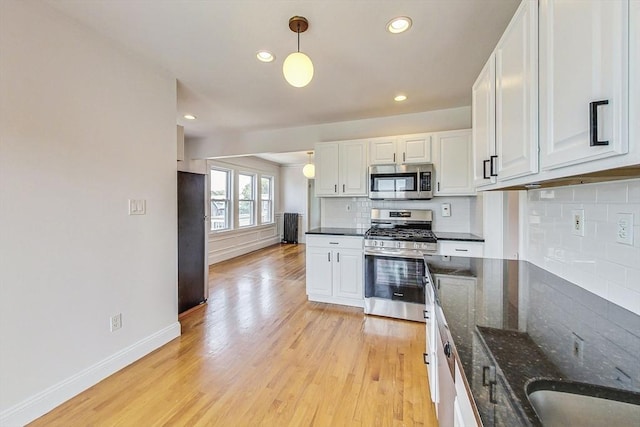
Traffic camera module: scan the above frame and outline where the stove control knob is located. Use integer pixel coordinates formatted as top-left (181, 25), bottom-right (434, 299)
top-left (380, 241), bottom-right (384, 247)
top-left (396, 242), bottom-right (401, 248)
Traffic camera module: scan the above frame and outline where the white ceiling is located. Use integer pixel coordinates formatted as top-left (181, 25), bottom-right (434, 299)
top-left (45, 0), bottom-right (519, 164)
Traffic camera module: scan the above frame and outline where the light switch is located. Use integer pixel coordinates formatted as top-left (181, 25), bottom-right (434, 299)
top-left (128, 199), bottom-right (146, 215)
top-left (441, 203), bottom-right (451, 217)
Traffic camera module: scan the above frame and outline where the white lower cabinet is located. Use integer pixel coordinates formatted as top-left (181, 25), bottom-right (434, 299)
top-left (437, 241), bottom-right (484, 258)
top-left (305, 235), bottom-right (364, 307)
top-left (426, 272), bottom-right (481, 427)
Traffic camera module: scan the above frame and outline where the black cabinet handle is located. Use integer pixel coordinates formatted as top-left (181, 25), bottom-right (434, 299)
top-left (393, 153), bottom-right (396, 163)
top-left (423, 310), bottom-right (430, 319)
top-left (337, 252), bottom-right (340, 262)
top-left (437, 182), bottom-right (440, 192)
top-left (490, 155), bottom-right (498, 177)
top-left (482, 366), bottom-right (491, 386)
top-left (403, 152), bottom-right (406, 162)
top-left (483, 159), bottom-right (490, 179)
top-left (444, 341), bottom-right (452, 358)
top-left (489, 382), bottom-right (498, 404)
top-left (342, 184), bottom-right (345, 192)
top-left (334, 184), bottom-right (337, 193)
top-left (423, 353), bottom-right (429, 365)
top-left (327, 252), bottom-right (331, 262)
top-left (590, 100), bottom-right (610, 146)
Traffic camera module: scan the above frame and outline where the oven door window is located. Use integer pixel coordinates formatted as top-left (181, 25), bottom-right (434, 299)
top-left (370, 173), bottom-right (417, 192)
top-left (365, 255), bottom-right (425, 303)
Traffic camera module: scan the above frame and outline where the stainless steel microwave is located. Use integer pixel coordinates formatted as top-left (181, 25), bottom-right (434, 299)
top-left (368, 164), bottom-right (434, 200)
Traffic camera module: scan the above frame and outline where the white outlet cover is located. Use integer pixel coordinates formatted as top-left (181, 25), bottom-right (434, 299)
top-left (616, 213), bottom-right (634, 245)
top-left (441, 203), bottom-right (451, 217)
top-left (571, 209), bottom-right (585, 236)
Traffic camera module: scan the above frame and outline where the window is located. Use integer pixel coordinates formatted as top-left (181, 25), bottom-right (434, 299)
top-left (260, 176), bottom-right (274, 224)
top-left (210, 168), bottom-right (231, 231)
top-left (238, 173), bottom-right (255, 227)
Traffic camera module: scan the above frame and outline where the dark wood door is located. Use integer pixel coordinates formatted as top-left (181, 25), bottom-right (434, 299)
top-left (178, 171), bottom-right (206, 313)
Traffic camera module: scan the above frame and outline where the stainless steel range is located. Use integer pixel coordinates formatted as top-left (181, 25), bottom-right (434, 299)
top-left (364, 208), bottom-right (437, 322)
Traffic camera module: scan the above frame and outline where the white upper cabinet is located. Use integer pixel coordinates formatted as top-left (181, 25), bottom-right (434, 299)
top-left (434, 129), bottom-right (475, 196)
top-left (340, 140), bottom-right (368, 196)
top-left (368, 137), bottom-right (397, 164)
top-left (315, 140), bottom-right (368, 197)
top-left (398, 134), bottom-right (433, 164)
top-left (471, 0), bottom-right (538, 188)
top-left (495, 0), bottom-right (539, 180)
top-left (539, 0), bottom-right (629, 170)
top-left (472, 54), bottom-right (497, 188)
top-left (369, 134), bottom-right (432, 165)
top-left (314, 142), bottom-right (341, 196)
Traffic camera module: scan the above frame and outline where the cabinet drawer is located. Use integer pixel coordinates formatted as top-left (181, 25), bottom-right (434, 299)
top-left (437, 241), bottom-right (484, 258)
top-left (306, 235), bottom-right (363, 250)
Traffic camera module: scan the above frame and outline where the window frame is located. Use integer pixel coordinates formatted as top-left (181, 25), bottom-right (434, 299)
top-left (209, 167), bottom-right (232, 232)
top-left (237, 172), bottom-right (256, 228)
top-left (260, 175), bottom-right (274, 224)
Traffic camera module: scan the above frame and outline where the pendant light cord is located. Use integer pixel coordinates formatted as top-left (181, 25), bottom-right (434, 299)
top-left (297, 22), bottom-right (300, 52)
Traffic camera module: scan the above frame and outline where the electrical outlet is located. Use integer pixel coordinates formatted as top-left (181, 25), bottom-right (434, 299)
top-left (571, 209), bottom-right (585, 236)
top-left (616, 213), bottom-right (634, 245)
top-left (571, 333), bottom-right (584, 362)
top-left (110, 313), bottom-right (122, 332)
top-left (441, 203), bottom-right (451, 217)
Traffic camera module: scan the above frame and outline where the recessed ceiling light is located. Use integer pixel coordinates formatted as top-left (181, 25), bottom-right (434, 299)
top-left (387, 16), bottom-right (412, 34)
top-left (184, 114), bottom-right (197, 120)
top-left (256, 50), bottom-right (275, 62)
top-left (394, 94), bottom-right (408, 102)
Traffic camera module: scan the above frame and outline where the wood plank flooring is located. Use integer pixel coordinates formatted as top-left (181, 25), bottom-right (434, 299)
top-left (30, 243), bottom-right (437, 426)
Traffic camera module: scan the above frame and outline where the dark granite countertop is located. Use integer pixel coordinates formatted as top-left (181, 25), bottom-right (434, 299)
top-left (424, 255), bottom-right (640, 427)
top-left (434, 232), bottom-right (485, 242)
top-left (305, 227), bottom-right (365, 237)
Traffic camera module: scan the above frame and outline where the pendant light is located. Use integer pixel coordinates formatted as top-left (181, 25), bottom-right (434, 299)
top-left (283, 16), bottom-right (314, 88)
top-left (302, 151), bottom-right (315, 179)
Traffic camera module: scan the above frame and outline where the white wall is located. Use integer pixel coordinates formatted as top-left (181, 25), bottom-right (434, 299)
top-left (186, 106), bottom-right (471, 159)
top-left (525, 179), bottom-right (640, 315)
top-left (280, 165), bottom-right (309, 243)
top-left (0, 2), bottom-right (179, 425)
top-left (208, 157), bottom-right (281, 264)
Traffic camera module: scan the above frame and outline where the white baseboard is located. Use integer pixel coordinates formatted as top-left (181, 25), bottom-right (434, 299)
top-left (0, 322), bottom-right (181, 427)
top-left (208, 236), bottom-right (281, 265)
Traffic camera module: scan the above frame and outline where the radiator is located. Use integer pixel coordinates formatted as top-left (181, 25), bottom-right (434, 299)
top-left (282, 212), bottom-right (299, 244)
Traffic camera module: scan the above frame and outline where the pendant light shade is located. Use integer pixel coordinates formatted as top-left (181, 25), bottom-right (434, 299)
top-left (283, 52), bottom-right (314, 88)
top-left (303, 151), bottom-right (315, 179)
top-left (284, 16), bottom-right (313, 88)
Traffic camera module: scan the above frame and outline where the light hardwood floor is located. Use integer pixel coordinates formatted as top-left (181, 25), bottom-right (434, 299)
top-left (30, 244), bottom-right (437, 426)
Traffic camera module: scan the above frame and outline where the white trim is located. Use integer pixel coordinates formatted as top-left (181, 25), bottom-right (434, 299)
top-left (0, 322), bottom-right (181, 427)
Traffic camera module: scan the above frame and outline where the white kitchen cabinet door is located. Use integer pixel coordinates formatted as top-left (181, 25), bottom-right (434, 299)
top-left (369, 138), bottom-right (397, 165)
top-left (306, 247), bottom-right (333, 296)
top-left (426, 285), bottom-right (439, 404)
top-left (314, 142), bottom-right (340, 196)
top-left (472, 54), bottom-right (497, 188)
top-left (435, 325), bottom-right (456, 426)
top-left (495, 0), bottom-right (538, 181)
top-left (398, 134), bottom-right (433, 164)
top-left (539, 0), bottom-right (629, 170)
top-left (333, 249), bottom-right (363, 300)
top-left (434, 130), bottom-right (475, 196)
top-left (340, 140), bottom-right (368, 196)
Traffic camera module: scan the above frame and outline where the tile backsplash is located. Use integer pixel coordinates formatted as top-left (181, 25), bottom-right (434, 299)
top-left (320, 197), bottom-right (474, 232)
top-left (527, 178), bottom-right (640, 315)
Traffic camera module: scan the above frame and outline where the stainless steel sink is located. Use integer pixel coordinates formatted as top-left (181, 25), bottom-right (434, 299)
top-left (526, 379), bottom-right (640, 427)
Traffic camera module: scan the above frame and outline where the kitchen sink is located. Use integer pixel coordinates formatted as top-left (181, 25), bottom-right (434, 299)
top-left (526, 379), bottom-right (640, 427)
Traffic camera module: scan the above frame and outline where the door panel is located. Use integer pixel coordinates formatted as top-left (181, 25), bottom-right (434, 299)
top-left (178, 171), bottom-right (206, 314)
